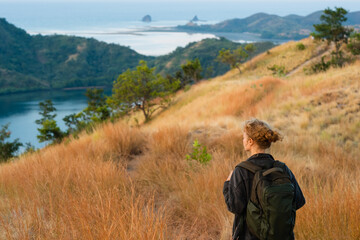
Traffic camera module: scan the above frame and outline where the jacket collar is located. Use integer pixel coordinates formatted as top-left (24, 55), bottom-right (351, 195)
top-left (246, 153), bottom-right (275, 169)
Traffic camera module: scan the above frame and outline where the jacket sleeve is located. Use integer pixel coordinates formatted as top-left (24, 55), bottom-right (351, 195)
top-left (286, 167), bottom-right (306, 210)
top-left (223, 167), bottom-right (247, 215)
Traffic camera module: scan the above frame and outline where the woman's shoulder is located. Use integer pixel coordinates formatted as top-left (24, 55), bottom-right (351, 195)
top-left (274, 160), bottom-right (297, 182)
top-left (234, 161), bottom-right (260, 181)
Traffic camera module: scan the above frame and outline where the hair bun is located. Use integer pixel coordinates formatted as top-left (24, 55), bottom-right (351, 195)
top-left (265, 130), bottom-right (281, 143)
top-left (265, 130), bottom-right (274, 141)
top-left (244, 118), bottom-right (283, 149)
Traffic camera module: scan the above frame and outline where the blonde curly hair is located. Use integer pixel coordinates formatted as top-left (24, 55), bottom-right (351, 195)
top-left (244, 118), bottom-right (283, 149)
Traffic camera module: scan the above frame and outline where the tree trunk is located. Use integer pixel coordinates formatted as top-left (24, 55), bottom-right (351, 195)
top-left (236, 66), bottom-right (242, 74)
top-left (335, 42), bottom-right (341, 56)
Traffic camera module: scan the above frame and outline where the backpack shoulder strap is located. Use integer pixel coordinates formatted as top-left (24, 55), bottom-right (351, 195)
top-left (236, 161), bottom-right (262, 174)
top-left (263, 167), bottom-right (284, 176)
top-left (273, 160), bottom-right (285, 168)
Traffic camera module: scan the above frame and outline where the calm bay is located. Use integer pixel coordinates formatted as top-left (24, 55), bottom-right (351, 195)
top-left (0, 90), bottom-right (110, 151)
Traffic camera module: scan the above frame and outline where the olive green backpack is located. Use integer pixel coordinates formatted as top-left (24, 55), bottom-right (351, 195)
top-left (238, 160), bottom-right (296, 240)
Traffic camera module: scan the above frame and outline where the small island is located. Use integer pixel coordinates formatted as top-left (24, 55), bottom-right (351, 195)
top-left (142, 15), bottom-right (152, 23)
top-left (186, 21), bottom-right (198, 27)
top-left (191, 15), bottom-right (199, 22)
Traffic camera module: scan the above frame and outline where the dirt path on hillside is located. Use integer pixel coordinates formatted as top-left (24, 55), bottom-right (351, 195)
top-left (286, 44), bottom-right (332, 77)
top-left (126, 155), bottom-right (145, 178)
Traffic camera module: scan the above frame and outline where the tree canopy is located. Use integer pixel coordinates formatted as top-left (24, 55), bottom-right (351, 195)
top-left (108, 61), bottom-right (180, 122)
top-left (181, 58), bottom-right (203, 84)
top-left (217, 44), bottom-right (256, 73)
top-left (36, 100), bottom-right (63, 143)
top-left (312, 7), bottom-right (353, 67)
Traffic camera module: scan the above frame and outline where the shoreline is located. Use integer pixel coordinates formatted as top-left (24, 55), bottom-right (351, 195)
top-left (0, 86), bottom-right (111, 96)
top-left (62, 86), bottom-right (108, 91)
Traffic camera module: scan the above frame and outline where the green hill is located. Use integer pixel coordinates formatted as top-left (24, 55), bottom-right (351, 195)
top-left (0, 18), bottom-right (153, 94)
top-left (0, 18), bottom-right (274, 94)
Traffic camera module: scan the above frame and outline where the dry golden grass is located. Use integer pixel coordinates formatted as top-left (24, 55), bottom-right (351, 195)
top-left (276, 138), bottom-right (360, 240)
top-left (237, 37), bottom-right (327, 77)
top-left (0, 122), bottom-right (166, 240)
top-left (1, 40), bottom-right (360, 239)
top-left (146, 77), bottom-right (284, 129)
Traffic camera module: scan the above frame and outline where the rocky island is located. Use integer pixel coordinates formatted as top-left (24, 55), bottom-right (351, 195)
top-left (192, 15), bottom-right (199, 22)
top-left (142, 15), bottom-right (152, 23)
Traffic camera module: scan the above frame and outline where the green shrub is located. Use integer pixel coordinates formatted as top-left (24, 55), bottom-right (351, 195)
top-left (312, 57), bottom-right (330, 73)
top-left (296, 43), bottom-right (306, 50)
top-left (267, 64), bottom-right (286, 76)
top-left (347, 33), bottom-right (360, 55)
top-left (304, 56), bottom-right (331, 74)
top-left (186, 140), bottom-right (212, 164)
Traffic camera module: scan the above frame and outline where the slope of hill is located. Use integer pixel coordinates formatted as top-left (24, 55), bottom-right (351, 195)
top-left (0, 19), bottom-right (274, 94)
top-left (177, 11), bottom-right (360, 40)
top-left (0, 38), bottom-right (359, 239)
top-left (153, 37), bottom-right (274, 78)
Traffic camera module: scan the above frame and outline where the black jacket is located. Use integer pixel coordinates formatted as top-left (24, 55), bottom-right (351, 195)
top-left (223, 153), bottom-right (306, 240)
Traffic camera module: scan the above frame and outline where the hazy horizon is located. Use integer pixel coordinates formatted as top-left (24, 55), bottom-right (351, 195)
top-left (1, 1), bottom-right (360, 20)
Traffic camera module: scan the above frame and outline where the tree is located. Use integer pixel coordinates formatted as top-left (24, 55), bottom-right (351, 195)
top-left (63, 113), bottom-right (85, 135)
top-left (63, 88), bottom-right (111, 135)
top-left (36, 99), bottom-right (56, 123)
top-left (244, 43), bottom-right (256, 54)
top-left (181, 58), bottom-right (203, 84)
top-left (36, 100), bottom-right (63, 143)
top-left (108, 60), bottom-right (180, 122)
top-left (311, 7), bottom-right (353, 67)
top-left (83, 88), bottom-right (110, 122)
top-left (0, 123), bottom-right (23, 162)
top-left (244, 43), bottom-right (256, 68)
top-left (166, 73), bottom-right (183, 90)
top-left (217, 44), bottom-right (254, 73)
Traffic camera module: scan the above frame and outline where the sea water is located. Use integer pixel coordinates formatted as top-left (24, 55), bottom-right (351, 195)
top-left (0, 90), bottom-right (99, 151)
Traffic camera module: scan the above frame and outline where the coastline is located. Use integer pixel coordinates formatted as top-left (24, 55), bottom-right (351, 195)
top-left (62, 86), bottom-right (108, 91)
top-left (0, 86), bottom-right (111, 96)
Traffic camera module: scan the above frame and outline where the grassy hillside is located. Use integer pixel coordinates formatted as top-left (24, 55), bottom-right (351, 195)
top-left (153, 37), bottom-right (274, 78)
top-left (0, 38), bottom-right (359, 239)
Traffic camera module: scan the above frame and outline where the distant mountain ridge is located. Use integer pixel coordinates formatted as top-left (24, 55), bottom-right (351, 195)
top-left (177, 10), bottom-right (360, 40)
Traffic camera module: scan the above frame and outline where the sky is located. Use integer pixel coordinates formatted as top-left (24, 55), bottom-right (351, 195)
top-left (0, 0), bottom-right (359, 14)
top-left (0, 0), bottom-right (359, 3)
top-left (0, 0), bottom-right (359, 16)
